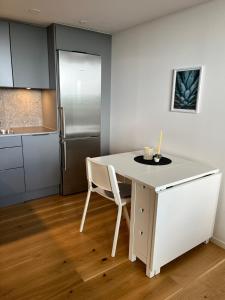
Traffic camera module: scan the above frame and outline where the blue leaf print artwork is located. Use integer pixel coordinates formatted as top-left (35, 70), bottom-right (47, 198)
top-left (174, 69), bottom-right (200, 110)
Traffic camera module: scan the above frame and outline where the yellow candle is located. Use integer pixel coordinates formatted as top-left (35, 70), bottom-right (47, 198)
top-left (157, 129), bottom-right (163, 155)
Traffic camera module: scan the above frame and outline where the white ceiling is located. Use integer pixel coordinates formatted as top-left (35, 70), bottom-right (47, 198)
top-left (0, 0), bottom-right (210, 33)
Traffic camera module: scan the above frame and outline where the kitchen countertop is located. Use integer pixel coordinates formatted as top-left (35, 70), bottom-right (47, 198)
top-left (0, 126), bottom-right (58, 137)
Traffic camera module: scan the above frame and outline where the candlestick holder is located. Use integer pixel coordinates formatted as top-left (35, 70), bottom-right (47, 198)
top-left (153, 154), bottom-right (162, 163)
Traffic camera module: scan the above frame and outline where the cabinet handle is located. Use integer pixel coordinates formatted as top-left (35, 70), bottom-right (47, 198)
top-left (63, 141), bottom-right (67, 171)
top-left (139, 231), bottom-right (144, 236)
top-left (31, 133), bottom-right (50, 136)
top-left (72, 136), bottom-right (99, 140)
top-left (140, 208), bottom-right (144, 213)
top-left (59, 107), bottom-right (65, 138)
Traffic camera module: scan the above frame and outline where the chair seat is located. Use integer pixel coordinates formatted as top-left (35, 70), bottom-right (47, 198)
top-left (93, 183), bottom-right (131, 204)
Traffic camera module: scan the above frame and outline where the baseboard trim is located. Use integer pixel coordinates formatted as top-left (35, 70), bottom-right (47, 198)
top-left (211, 237), bottom-right (225, 250)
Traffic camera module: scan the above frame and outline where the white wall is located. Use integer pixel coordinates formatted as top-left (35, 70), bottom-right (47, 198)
top-left (110, 0), bottom-right (225, 245)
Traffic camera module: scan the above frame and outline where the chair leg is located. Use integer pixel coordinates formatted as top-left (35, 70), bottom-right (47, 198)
top-left (111, 205), bottom-right (122, 257)
top-left (123, 205), bottom-right (130, 230)
top-left (80, 189), bottom-right (91, 232)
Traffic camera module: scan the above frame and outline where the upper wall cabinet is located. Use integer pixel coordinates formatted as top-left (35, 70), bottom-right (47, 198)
top-left (0, 21), bottom-right (13, 87)
top-left (10, 22), bottom-right (49, 89)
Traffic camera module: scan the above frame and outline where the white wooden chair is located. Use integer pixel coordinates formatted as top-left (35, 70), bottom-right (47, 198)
top-left (80, 157), bottom-right (131, 257)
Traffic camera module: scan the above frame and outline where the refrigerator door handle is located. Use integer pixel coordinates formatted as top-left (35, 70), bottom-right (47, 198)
top-left (63, 140), bottom-right (67, 171)
top-left (59, 106), bottom-right (66, 138)
top-left (70, 136), bottom-right (100, 140)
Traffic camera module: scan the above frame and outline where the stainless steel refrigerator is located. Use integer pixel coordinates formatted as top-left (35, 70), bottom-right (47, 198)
top-left (58, 50), bottom-right (101, 195)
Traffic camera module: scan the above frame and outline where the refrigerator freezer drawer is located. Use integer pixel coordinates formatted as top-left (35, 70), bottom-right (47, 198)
top-left (62, 136), bottom-right (100, 195)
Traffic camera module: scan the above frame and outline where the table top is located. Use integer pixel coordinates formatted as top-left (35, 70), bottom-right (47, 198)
top-left (93, 151), bottom-right (219, 192)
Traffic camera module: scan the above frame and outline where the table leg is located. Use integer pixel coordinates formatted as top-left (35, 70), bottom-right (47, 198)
top-left (145, 191), bottom-right (161, 278)
top-left (146, 266), bottom-right (161, 278)
top-left (129, 180), bottom-right (136, 262)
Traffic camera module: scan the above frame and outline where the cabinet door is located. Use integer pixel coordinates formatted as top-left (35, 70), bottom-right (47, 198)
top-left (22, 134), bottom-right (60, 192)
top-left (10, 22), bottom-right (49, 89)
top-left (0, 21), bottom-right (13, 87)
top-left (62, 136), bottom-right (100, 195)
top-left (0, 136), bottom-right (21, 148)
top-left (0, 147), bottom-right (23, 171)
top-left (0, 168), bottom-right (25, 197)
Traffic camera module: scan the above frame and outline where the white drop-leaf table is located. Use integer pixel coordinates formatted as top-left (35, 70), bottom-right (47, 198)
top-left (93, 151), bottom-right (221, 278)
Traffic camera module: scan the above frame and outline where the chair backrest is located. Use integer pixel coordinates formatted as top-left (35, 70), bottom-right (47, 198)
top-left (86, 157), bottom-right (122, 205)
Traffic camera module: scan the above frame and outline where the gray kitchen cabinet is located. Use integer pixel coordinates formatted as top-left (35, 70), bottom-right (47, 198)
top-left (0, 168), bottom-right (25, 197)
top-left (0, 136), bottom-right (21, 148)
top-left (22, 133), bottom-right (60, 192)
top-left (0, 147), bottom-right (23, 170)
top-left (0, 21), bottom-right (13, 87)
top-left (0, 135), bottom-right (25, 199)
top-left (10, 22), bottom-right (49, 89)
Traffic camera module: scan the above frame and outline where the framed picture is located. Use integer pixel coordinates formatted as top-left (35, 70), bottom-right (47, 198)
top-left (171, 66), bottom-right (203, 113)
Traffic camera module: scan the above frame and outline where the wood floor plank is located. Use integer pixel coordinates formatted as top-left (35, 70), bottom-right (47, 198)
top-left (0, 195), bottom-right (113, 245)
top-left (53, 260), bottom-right (180, 300)
top-left (0, 193), bottom-right (107, 228)
top-left (1, 194), bottom-right (225, 300)
top-left (169, 260), bottom-right (225, 299)
top-left (162, 242), bottom-right (225, 287)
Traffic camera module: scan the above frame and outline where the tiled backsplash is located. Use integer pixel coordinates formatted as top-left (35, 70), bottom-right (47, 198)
top-left (0, 89), bottom-right (43, 129)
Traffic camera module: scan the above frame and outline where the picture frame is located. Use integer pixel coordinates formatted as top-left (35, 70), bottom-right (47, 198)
top-left (170, 66), bottom-right (204, 113)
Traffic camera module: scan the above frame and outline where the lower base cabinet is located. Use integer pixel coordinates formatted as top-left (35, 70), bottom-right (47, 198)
top-left (0, 168), bottom-right (25, 197)
top-left (0, 147), bottom-right (23, 170)
top-left (0, 133), bottom-right (60, 207)
top-left (22, 133), bottom-right (60, 192)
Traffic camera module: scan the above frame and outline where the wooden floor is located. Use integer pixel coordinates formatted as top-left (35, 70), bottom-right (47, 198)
top-left (1, 194), bottom-right (225, 300)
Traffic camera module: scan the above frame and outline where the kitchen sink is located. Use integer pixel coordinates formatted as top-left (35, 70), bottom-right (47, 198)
top-left (0, 129), bottom-right (14, 135)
